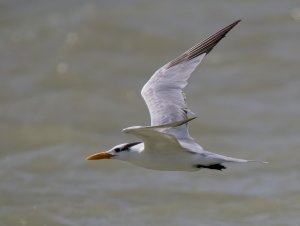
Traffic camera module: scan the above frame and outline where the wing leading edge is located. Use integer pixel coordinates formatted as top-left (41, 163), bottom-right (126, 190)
top-left (141, 20), bottom-right (241, 141)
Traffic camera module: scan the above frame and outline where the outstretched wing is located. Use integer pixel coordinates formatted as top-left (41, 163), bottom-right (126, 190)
top-left (141, 20), bottom-right (240, 141)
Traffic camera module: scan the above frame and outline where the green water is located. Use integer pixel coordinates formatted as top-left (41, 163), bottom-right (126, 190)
top-left (1, 0), bottom-right (300, 225)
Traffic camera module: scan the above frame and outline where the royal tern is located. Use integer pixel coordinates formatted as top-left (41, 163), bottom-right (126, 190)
top-left (86, 20), bottom-right (267, 171)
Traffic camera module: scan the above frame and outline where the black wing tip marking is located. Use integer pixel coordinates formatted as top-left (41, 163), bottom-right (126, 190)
top-left (167, 20), bottom-right (241, 69)
top-left (204, 19), bottom-right (241, 53)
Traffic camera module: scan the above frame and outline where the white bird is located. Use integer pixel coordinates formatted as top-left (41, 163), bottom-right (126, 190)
top-left (86, 20), bottom-right (267, 171)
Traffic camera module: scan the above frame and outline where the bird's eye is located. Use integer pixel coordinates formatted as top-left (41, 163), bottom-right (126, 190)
top-left (115, 148), bottom-right (121, 153)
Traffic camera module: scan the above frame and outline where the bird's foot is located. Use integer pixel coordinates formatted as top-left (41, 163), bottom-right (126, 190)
top-left (195, 164), bottom-right (226, 171)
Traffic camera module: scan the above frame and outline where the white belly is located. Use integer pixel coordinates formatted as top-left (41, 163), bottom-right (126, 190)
top-left (127, 149), bottom-right (200, 171)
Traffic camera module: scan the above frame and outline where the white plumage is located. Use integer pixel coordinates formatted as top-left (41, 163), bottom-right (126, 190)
top-left (86, 20), bottom-right (267, 171)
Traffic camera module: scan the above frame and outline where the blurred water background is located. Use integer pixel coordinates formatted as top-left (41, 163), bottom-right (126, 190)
top-left (1, 0), bottom-right (300, 225)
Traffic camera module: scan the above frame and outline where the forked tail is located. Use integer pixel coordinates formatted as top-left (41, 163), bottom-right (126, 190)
top-left (221, 155), bottom-right (268, 164)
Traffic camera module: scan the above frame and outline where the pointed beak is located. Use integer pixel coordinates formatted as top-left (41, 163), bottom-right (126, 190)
top-left (85, 152), bottom-right (115, 160)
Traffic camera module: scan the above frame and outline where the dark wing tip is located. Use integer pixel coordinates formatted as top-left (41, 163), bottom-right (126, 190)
top-left (203, 19), bottom-right (241, 55)
top-left (167, 20), bottom-right (241, 69)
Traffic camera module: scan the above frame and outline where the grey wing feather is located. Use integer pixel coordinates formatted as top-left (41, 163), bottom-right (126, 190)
top-left (122, 126), bottom-right (183, 152)
top-left (141, 20), bottom-right (241, 142)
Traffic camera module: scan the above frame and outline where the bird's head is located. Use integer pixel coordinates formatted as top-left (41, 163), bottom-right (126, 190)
top-left (85, 142), bottom-right (142, 161)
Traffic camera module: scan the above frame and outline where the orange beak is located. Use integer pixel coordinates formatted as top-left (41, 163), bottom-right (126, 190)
top-left (85, 152), bottom-right (114, 160)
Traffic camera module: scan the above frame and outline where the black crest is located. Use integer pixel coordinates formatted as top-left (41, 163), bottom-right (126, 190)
top-left (115, 142), bottom-right (142, 153)
top-left (122, 142), bottom-right (142, 151)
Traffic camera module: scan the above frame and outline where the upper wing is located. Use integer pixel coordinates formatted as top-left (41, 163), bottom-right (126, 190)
top-left (141, 20), bottom-right (241, 141)
top-left (123, 126), bottom-right (182, 152)
top-left (122, 118), bottom-right (195, 152)
top-left (123, 117), bottom-right (203, 154)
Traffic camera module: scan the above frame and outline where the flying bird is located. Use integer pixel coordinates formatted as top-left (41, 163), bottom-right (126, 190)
top-left (86, 20), bottom-right (267, 171)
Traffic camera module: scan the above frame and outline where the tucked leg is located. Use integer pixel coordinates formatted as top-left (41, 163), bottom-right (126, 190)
top-left (195, 164), bottom-right (226, 171)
